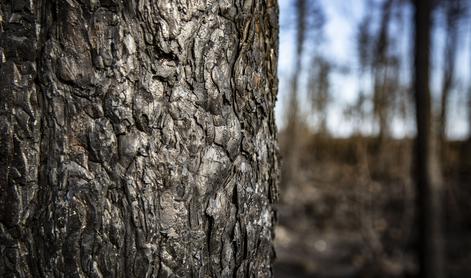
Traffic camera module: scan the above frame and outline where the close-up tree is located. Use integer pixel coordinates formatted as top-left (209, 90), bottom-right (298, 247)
top-left (0, 0), bottom-right (279, 277)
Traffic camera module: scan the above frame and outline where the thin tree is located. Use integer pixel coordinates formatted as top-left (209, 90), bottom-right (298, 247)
top-left (413, 0), bottom-right (445, 277)
top-left (306, 0), bottom-right (327, 135)
top-left (438, 0), bottom-right (465, 160)
top-left (282, 0), bottom-right (308, 188)
top-left (308, 55), bottom-right (330, 134)
top-left (373, 0), bottom-right (394, 142)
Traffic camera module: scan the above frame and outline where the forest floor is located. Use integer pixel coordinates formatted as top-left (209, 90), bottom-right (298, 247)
top-left (274, 135), bottom-right (471, 278)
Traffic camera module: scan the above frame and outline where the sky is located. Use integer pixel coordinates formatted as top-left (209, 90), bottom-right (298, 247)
top-left (276, 0), bottom-right (470, 139)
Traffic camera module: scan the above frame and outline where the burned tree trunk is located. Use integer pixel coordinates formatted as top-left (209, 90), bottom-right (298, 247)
top-left (413, 0), bottom-right (445, 278)
top-left (0, 0), bottom-right (279, 277)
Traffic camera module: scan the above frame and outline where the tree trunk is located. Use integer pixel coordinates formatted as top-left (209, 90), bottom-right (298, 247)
top-left (438, 0), bottom-right (460, 162)
top-left (280, 0), bottom-right (306, 190)
top-left (413, 1), bottom-right (445, 278)
top-left (373, 0), bottom-right (393, 143)
top-left (0, 0), bottom-right (279, 277)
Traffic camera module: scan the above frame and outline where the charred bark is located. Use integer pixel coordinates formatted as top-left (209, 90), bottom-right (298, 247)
top-left (0, 0), bottom-right (279, 277)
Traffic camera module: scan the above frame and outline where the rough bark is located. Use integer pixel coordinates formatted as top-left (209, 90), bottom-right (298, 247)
top-left (413, 1), bottom-right (445, 277)
top-left (0, 0), bottom-right (279, 277)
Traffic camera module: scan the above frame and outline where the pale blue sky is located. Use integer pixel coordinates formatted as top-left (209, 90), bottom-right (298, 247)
top-left (276, 0), bottom-right (470, 139)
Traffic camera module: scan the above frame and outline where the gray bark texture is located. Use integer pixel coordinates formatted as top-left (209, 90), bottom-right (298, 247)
top-left (0, 0), bottom-right (279, 277)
